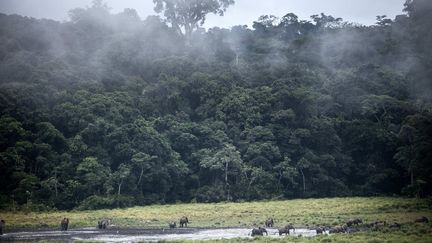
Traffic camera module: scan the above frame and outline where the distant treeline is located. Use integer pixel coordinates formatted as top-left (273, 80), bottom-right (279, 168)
top-left (0, 0), bottom-right (431, 210)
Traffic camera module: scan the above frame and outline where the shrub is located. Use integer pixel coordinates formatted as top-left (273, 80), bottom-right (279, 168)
top-left (195, 185), bottom-right (225, 203)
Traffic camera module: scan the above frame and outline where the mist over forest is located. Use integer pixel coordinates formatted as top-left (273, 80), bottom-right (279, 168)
top-left (0, 0), bottom-right (431, 210)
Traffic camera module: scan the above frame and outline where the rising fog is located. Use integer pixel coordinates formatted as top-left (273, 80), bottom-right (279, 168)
top-left (0, 0), bottom-right (431, 209)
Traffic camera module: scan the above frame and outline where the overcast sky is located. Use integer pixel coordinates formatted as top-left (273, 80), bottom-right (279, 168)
top-left (0, 0), bottom-right (406, 28)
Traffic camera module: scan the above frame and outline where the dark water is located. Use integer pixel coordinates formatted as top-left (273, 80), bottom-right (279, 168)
top-left (0, 227), bottom-right (321, 242)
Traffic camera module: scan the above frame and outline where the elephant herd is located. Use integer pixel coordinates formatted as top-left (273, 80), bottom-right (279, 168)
top-left (251, 218), bottom-right (297, 236)
top-left (54, 215), bottom-right (429, 237)
top-left (57, 218), bottom-right (112, 231)
top-left (57, 216), bottom-right (188, 231)
top-left (168, 216), bottom-right (189, 228)
top-left (249, 216), bottom-right (430, 237)
top-left (317, 216), bottom-right (429, 235)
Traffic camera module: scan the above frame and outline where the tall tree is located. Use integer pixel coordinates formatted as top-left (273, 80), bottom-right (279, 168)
top-left (76, 157), bottom-right (111, 196)
top-left (200, 143), bottom-right (243, 201)
top-left (153, 0), bottom-right (235, 36)
top-left (113, 163), bottom-right (131, 195)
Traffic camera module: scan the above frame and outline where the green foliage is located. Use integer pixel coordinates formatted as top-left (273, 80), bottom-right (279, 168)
top-left (195, 185), bottom-right (225, 202)
top-left (76, 157), bottom-right (111, 196)
top-left (0, 0), bottom-right (432, 209)
top-left (153, 0), bottom-right (235, 36)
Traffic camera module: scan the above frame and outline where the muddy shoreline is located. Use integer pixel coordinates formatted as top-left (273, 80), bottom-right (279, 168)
top-left (0, 227), bottom-right (198, 242)
top-left (0, 227), bottom-right (318, 242)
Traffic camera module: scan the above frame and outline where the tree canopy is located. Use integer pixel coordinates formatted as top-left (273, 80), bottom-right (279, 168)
top-left (153, 0), bottom-right (235, 36)
top-left (0, 0), bottom-right (431, 210)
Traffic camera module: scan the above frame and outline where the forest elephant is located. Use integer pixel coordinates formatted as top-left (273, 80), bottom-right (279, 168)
top-left (414, 216), bottom-right (429, 223)
top-left (315, 226), bottom-right (325, 234)
top-left (251, 227), bottom-right (268, 236)
top-left (98, 220), bottom-right (104, 229)
top-left (278, 224), bottom-right (295, 235)
top-left (367, 220), bottom-right (385, 228)
top-left (98, 219), bottom-right (111, 229)
top-left (389, 222), bottom-right (401, 229)
top-left (265, 218), bottom-right (274, 227)
top-left (0, 219), bottom-right (5, 235)
top-left (169, 221), bottom-right (177, 228)
top-left (60, 218), bottom-right (69, 231)
top-left (60, 218), bottom-right (65, 230)
top-left (180, 216), bottom-right (189, 227)
top-left (278, 227), bottom-right (290, 236)
top-left (367, 220), bottom-right (386, 230)
top-left (346, 218), bottom-right (362, 227)
top-left (285, 224), bottom-right (295, 232)
top-left (329, 225), bottom-right (347, 233)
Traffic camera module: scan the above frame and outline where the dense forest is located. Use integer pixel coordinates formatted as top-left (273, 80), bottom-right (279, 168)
top-left (0, 0), bottom-right (431, 210)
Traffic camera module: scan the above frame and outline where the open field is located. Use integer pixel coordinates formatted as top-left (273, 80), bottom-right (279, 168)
top-left (1, 197), bottom-right (431, 242)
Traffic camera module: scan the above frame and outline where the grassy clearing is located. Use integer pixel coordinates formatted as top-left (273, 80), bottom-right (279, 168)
top-left (0, 197), bottom-right (431, 242)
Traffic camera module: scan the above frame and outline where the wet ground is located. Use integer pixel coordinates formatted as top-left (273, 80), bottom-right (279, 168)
top-left (0, 227), bottom-right (320, 242)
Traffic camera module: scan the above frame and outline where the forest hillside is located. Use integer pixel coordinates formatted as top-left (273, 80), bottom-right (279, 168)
top-left (0, 0), bottom-right (431, 210)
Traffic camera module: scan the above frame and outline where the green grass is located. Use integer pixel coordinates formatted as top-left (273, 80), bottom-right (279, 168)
top-left (1, 197), bottom-right (431, 242)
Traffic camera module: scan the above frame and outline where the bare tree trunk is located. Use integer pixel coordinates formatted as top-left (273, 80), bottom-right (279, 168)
top-left (171, 20), bottom-right (183, 36)
top-left (185, 24), bottom-right (192, 37)
top-left (54, 171), bottom-right (58, 197)
top-left (299, 168), bottom-right (306, 195)
top-left (409, 143), bottom-right (415, 187)
top-left (277, 169), bottom-right (283, 192)
top-left (244, 171), bottom-right (253, 193)
top-left (137, 166), bottom-right (144, 186)
top-left (118, 181), bottom-right (122, 195)
top-left (54, 179), bottom-right (58, 197)
top-left (225, 160), bottom-right (229, 186)
top-left (225, 160), bottom-right (230, 201)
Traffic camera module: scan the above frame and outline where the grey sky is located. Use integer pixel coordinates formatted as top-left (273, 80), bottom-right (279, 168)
top-left (0, 0), bottom-right (406, 28)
